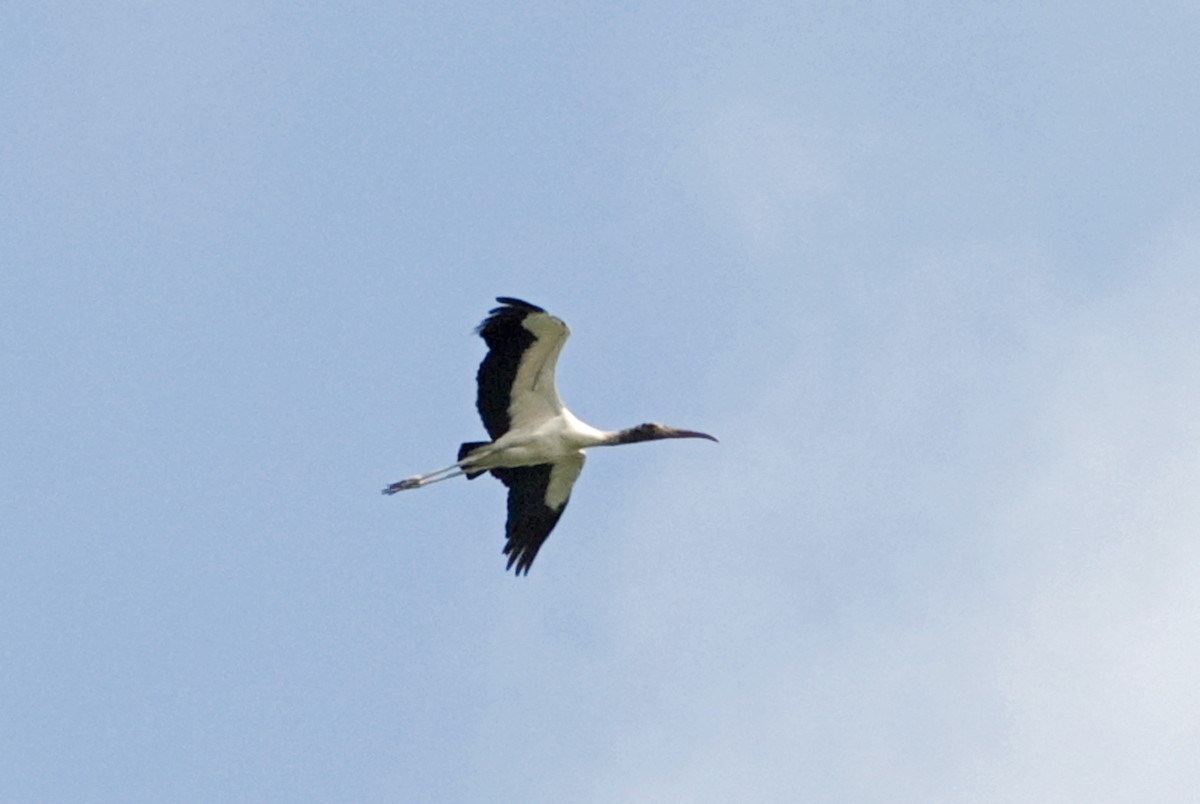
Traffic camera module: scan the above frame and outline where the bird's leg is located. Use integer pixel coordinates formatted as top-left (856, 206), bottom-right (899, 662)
top-left (382, 463), bottom-right (467, 494)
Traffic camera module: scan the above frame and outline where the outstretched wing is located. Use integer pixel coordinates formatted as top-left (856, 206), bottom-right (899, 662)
top-left (474, 297), bottom-right (569, 440)
top-left (491, 453), bottom-right (585, 575)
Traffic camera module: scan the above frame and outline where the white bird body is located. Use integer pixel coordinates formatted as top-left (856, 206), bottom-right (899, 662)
top-left (479, 409), bottom-right (608, 467)
top-left (384, 297), bottom-right (716, 574)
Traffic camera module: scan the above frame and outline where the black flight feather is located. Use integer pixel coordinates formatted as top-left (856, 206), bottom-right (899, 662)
top-left (491, 463), bottom-right (568, 575)
top-left (474, 297), bottom-right (544, 440)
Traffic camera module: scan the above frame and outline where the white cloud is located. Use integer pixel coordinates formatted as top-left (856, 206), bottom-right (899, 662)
top-left (580, 211), bottom-right (1200, 802)
top-left (975, 212), bottom-right (1200, 803)
top-left (680, 103), bottom-right (841, 250)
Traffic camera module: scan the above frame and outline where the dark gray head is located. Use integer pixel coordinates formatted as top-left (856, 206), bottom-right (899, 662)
top-left (612, 422), bottom-right (719, 445)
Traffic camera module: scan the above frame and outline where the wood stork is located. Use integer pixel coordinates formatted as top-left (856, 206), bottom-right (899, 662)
top-left (383, 297), bottom-right (717, 575)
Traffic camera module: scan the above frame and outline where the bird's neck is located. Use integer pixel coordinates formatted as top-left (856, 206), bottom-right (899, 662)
top-left (606, 425), bottom-right (657, 445)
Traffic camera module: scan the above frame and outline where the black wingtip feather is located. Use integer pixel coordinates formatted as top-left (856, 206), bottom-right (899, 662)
top-left (473, 300), bottom-right (547, 439)
top-left (474, 298), bottom-right (545, 337)
top-left (492, 464), bottom-right (568, 576)
top-left (493, 297), bottom-right (545, 313)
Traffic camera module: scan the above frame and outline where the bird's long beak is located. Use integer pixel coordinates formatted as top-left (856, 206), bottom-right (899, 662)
top-left (669, 428), bottom-right (719, 442)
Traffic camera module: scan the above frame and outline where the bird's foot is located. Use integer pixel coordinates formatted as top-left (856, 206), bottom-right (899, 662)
top-left (382, 477), bottom-right (422, 494)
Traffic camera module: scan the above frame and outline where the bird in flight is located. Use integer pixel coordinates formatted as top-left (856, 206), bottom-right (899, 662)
top-left (383, 297), bottom-right (717, 575)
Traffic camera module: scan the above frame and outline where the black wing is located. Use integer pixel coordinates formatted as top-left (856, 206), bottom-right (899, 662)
top-left (491, 455), bottom-right (585, 575)
top-left (474, 297), bottom-right (569, 441)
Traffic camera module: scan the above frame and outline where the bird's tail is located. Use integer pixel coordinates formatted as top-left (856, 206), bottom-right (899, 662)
top-left (458, 441), bottom-right (490, 479)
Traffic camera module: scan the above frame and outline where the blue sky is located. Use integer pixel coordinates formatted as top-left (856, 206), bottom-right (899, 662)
top-left (4, 3), bottom-right (1200, 801)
